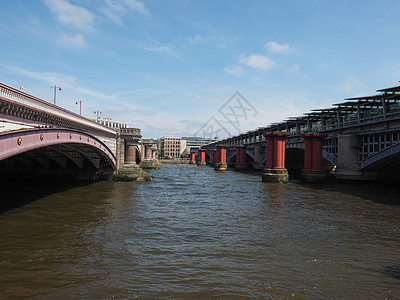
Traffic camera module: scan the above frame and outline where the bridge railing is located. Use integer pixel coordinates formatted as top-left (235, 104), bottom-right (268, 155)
top-left (0, 83), bottom-right (116, 137)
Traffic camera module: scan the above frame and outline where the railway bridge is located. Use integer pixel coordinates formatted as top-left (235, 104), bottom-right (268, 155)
top-left (200, 83), bottom-right (400, 183)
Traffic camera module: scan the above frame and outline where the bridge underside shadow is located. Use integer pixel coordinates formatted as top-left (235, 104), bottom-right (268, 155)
top-left (227, 153), bottom-right (255, 166)
top-left (0, 129), bottom-right (117, 212)
top-left (362, 151), bottom-right (400, 184)
top-left (0, 128), bottom-right (116, 181)
top-left (285, 148), bottom-right (335, 177)
top-left (0, 178), bottom-right (87, 213)
top-left (285, 148), bottom-right (304, 173)
top-left (226, 148), bottom-right (334, 175)
top-left (0, 143), bottom-right (115, 213)
top-left (0, 144), bottom-right (115, 181)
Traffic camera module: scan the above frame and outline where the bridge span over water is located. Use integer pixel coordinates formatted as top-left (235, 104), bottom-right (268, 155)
top-left (201, 83), bottom-right (400, 182)
top-left (0, 83), bottom-right (156, 181)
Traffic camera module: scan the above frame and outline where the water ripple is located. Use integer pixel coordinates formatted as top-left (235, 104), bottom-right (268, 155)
top-left (1, 164), bottom-right (400, 298)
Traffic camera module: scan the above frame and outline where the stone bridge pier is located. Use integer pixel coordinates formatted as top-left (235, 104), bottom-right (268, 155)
top-left (116, 128), bottom-right (142, 169)
top-left (113, 128), bottom-right (151, 181)
top-left (140, 139), bottom-right (161, 170)
top-left (335, 133), bottom-right (377, 180)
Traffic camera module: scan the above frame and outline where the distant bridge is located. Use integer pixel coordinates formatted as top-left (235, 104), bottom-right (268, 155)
top-left (202, 83), bottom-right (400, 181)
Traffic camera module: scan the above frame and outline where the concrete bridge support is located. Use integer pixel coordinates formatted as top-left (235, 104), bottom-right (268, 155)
top-left (118, 128), bottom-right (142, 166)
top-left (151, 146), bottom-right (158, 159)
top-left (139, 143), bottom-right (145, 162)
top-left (301, 134), bottom-right (327, 182)
top-left (197, 149), bottom-right (206, 167)
top-left (214, 145), bottom-right (228, 171)
top-left (335, 133), bottom-right (377, 180)
top-left (189, 151), bottom-right (196, 164)
top-left (116, 135), bottom-right (125, 170)
top-left (125, 144), bottom-right (137, 164)
top-left (145, 146), bottom-right (152, 160)
top-left (235, 146), bottom-right (247, 170)
top-left (262, 132), bottom-right (290, 183)
top-left (253, 145), bottom-right (265, 170)
top-left (113, 128), bottom-right (152, 181)
top-left (140, 143), bottom-right (161, 170)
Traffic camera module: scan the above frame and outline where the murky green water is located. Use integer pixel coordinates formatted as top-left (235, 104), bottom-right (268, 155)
top-left (1, 164), bottom-right (400, 299)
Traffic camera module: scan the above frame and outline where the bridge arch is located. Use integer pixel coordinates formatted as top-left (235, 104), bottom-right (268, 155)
top-left (227, 151), bottom-right (235, 163)
top-left (135, 144), bottom-right (142, 164)
top-left (227, 149), bottom-right (255, 164)
top-left (0, 128), bottom-right (116, 180)
top-left (204, 151), bottom-right (211, 163)
top-left (359, 143), bottom-right (400, 171)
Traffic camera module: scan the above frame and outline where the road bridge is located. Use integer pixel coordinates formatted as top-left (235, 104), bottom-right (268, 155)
top-left (201, 82), bottom-right (400, 183)
top-left (0, 83), bottom-right (148, 181)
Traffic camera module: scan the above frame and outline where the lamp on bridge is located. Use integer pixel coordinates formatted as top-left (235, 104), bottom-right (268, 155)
top-left (51, 85), bottom-right (62, 105)
top-left (94, 110), bottom-right (102, 121)
top-left (76, 100), bottom-right (83, 116)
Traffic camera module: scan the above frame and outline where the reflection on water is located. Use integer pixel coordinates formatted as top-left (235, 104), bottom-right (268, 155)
top-left (0, 164), bottom-right (400, 298)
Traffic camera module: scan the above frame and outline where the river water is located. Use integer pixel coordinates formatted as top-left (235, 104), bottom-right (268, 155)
top-left (1, 164), bottom-right (400, 299)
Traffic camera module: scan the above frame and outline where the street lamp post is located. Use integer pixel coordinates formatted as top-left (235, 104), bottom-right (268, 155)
top-left (94, 110), bottom-right (102, 122)
top-left (51, 85), bottom-right (62, 105)
top-left (76, 100), bottom-right (83, 116)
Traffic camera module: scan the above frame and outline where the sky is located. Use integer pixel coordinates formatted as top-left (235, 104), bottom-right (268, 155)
top-left (1, 0), bottom-right (400, 139)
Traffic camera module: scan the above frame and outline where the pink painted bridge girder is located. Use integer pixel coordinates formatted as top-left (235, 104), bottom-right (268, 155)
top-left (0, 128), bottom-right (116, 168)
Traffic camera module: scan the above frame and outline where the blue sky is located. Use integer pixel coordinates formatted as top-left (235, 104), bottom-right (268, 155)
top-left (1, 0), bottom-right (400, 138)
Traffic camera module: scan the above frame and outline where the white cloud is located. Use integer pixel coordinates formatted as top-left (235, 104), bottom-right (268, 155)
top-left (331, 78), bottom-right (368, 95)
top-left (186, 34), bottom-right (236, 47)
top-left (224, 66), bottom-right (245, 76)
top-left (238, 54), bottom-right (275, 71)
top-left (187, 34), bottom-right (208, 45)
top-left (8, 66), bottom-right (116, 100)
top-left (9, 66), bottom-right (76, 86)
top-left (137, 42), bottom-right (179, 58)
top-left (124, 0), bottom-right (149, 15)
top-left (289, 64), bottom-right (300, 75)
top-left (214, 35), bottom-right (237, 48)
top-left (57, 33), bottom-right (87, 48)
top-left (43, 0), bottom-right (95, 31)
top-left (250, 77), bottom-right (264, 84)
top-left (100, 0), bottom-right (149, 25)
top-left (265, 41), bottom-right (292, 54)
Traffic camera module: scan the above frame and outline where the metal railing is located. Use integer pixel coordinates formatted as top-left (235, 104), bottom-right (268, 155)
top-left (0, 83), bottom-right (116, 137)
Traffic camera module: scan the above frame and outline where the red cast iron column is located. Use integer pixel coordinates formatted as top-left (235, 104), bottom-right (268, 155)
top-left (265, 134), bottom-right (274, 170)
top-left (262, 132), bottom-right (290, 183)
top-left (273, 135), bottom-right (287, 170)
top-left (302, 134), bottom-right (313, 172)
top-left (197, 149), bottom-right (206, 166)
top-left (311, 134), bottom-right (327, 171)
top-left (215, 145), bottom-right (228, 171)
top-left (218, 145), bottom-right (227, 164)
top-left (301, 133), bottom-right (328, 182)
top-left (189, 151), bottom-right (196, 164)
top-left (235, 145), bottom-right (247, 170)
